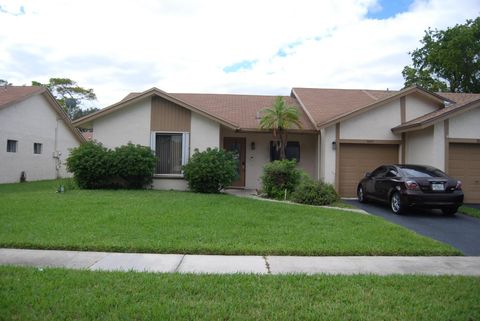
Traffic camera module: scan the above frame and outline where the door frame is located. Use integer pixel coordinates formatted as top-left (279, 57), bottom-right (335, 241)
top-left (223, 137), bottom-right (246, 188)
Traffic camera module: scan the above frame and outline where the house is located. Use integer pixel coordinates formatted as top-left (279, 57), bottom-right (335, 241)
top-left (73, 86), bottom-right (480, 203)
top-left (0, 86), bottom-right (85, 183)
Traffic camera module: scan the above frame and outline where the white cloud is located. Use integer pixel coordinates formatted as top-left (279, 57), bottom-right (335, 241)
top-left (0, 0), bottom-right (478, 107)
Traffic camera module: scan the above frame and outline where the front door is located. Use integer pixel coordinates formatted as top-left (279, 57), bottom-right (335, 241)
top-left (223, 137), bottom-right (246, 187)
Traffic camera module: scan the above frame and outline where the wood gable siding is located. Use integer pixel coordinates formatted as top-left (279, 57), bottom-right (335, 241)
top-left (151, 96), bottom-right (191, 131)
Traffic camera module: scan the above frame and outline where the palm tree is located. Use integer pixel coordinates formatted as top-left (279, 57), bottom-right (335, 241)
top-left (259, 96), bottom-right (302, 160)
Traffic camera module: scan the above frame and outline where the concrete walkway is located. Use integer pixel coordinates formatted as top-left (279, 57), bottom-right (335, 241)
top-left (1, 248), bottom-right (480, 275)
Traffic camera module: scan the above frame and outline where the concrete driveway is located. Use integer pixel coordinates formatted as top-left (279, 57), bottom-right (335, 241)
top-left (346, 200), bottom-right (480, 256)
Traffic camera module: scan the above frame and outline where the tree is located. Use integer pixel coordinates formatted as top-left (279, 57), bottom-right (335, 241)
top-left (32, 78), bottom-right (98, 119)
top-left (0, 79), bottom-right (12, 86)
top-left (402, 17), bottom-right (480, 93)
top-left (259, 96), bottom-right (302, 160)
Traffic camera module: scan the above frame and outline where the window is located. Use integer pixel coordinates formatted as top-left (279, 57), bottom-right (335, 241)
top-left (153, 133), bottom-right (189, 175)
top-left (270, 141), bottom-right (300, 162)
top-left (399, 166), bottom-right (447, 178)
top-left (6, 140), bottom-right (17, 153)
top-left (33, 143), bottom-right (42, 154)
top-left (385, 168), bottom-right (398, 178)
top-left (370, 166), bottom-right (387, 178)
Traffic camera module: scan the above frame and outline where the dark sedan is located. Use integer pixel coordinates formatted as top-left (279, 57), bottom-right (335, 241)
top-left (357, 164), bottom-right (464, 215)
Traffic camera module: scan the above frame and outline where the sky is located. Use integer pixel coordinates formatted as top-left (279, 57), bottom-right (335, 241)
top-left (0, 0), bottom-right (479, 108)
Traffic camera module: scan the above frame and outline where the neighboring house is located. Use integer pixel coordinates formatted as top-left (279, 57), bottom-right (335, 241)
top-left (73, 86), bottom-right (480, 203)
top-left (0, 86), bottom-right (85, 183)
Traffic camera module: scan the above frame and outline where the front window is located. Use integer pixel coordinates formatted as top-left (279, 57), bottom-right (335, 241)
top-left (153, 133), bottom-right (189, 175)
top-left (270, 141), bottom-right (300, 162)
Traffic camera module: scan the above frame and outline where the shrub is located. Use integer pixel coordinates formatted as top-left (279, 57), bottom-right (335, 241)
top-left (112, 143), bottom-right (156, 189)
top-left (291, 177), bottom-right (339, 206)
top-left (66, 141), bottom-right (114, 189)
top-left (182, 148), bottom-right (237, 193)
top-left (261, 160), bottom-right (301, 199)
top-left (66, 141), bottom-right (156, 189)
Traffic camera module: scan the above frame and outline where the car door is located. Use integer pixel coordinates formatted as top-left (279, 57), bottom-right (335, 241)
top-left (366, 166), bottom-right (388, 201)
top-left (375, 167), bottom-right (399, 202)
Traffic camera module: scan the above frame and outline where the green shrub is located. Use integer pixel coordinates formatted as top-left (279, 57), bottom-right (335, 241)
top-left (66, 141), bottom-right (114, 189)
top-left (261, 160), bottom-right (301, 199)
top-left (291, 177), bottom-right (339, 206)
top-left (112, 143), bottom-right (156, 189)
top-left (66, 141), bottom-right (156, 189)
top-left (182, 148), bottom-right (237, 193)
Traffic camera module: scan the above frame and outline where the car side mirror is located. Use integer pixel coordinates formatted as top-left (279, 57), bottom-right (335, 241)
top-left (365, 172), bottom-right (371, 178)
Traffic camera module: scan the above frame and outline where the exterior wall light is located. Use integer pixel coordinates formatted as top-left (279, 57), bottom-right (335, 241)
top-left (251, 142), bottom-right (256, 150)
top-left (332, 141), bottom-right (336, 150)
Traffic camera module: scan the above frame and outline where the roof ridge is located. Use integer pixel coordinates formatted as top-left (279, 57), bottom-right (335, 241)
top-left (361, 89), bottom-right (379, 101)
top-left (170, 92), bottom-right (289, 98)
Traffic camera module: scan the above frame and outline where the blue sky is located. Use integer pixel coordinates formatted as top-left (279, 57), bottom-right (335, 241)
top-left (0, 0), bottom-right (479, 107)
top-left (367, 0), bottom-right (414, 19)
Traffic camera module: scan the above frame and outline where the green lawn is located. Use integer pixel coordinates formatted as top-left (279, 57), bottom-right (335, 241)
top-left (1, 266), bottom-right (479, 321)
top-left (0, 180), bottom-right (460, 255)
top-left (459, 205), bottom-right (480, 219)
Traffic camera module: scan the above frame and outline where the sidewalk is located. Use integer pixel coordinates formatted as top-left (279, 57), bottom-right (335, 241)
top-left (1, 248), bottom-right (480, 275)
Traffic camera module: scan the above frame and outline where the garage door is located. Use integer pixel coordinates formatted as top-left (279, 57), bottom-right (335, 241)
top-left (449, 143), bottom-right (480, 203)
top-left (339, 144), bottom-right (399, 197)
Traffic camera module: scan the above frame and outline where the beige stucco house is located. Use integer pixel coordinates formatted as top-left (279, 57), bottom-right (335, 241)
top-left (73, 86), bottom-right (480, 203)
top-left (0, 86), bottom-right (85, 183)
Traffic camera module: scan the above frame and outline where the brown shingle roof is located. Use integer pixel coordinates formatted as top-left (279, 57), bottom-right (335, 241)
top-left (170, 93), bottom-right (315, 131)
top-left (292, 87), bottom-right (398, 127)
top-left (392, 92), bottom-right (480, 133)
top-left (0, 86), bottom-right (45, 109)
top-left (120, 92), bottom-right (142, 102)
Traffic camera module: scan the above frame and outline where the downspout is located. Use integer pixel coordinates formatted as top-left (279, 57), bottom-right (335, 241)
top-left (53, 118), bottom-right (61, 178)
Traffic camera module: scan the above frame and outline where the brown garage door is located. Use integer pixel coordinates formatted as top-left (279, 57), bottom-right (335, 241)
top-left (339, 144), bottom-right (399, 197)
top-left (448, 143), bottom-right (480, 203)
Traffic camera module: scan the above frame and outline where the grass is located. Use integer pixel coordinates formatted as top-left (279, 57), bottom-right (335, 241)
top-left (330, 200), bottom-right (355, 209)
top-left (459, 205), bottom-right (480, 219)
top-left (0, 179), bottom-right (460, 256)
top-left (1, 266), bottom-right (479, 320)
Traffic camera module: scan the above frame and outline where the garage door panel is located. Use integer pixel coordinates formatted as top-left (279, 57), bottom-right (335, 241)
top-left (449, 143), bottom-right (480, 203)
top-left (339, 144), bottom-right (399, 197)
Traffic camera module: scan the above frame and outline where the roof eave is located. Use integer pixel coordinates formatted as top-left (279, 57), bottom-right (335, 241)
top-left (41, 91), bottom-right (86, 143)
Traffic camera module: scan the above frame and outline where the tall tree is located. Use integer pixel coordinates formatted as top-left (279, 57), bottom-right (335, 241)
top-left (402, 17), bottom-right (480, 93)
top-left (259, 96), bottom-right (302, 160)
top-left (32, 78), bottom-right (98, 119)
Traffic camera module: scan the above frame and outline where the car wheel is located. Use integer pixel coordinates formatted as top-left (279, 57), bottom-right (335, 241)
top-left (442, 207), bottom-right (457, 216)
top-left (390, 192), bottom-right (404, 215)
top-left (357, 185), bottom-right (367, 203)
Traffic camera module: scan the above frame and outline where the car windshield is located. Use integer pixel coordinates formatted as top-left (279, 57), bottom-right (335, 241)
top-left (400, 166), bottom-right (446, 178)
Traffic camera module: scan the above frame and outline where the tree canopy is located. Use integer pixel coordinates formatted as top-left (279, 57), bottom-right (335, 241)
top-left (402, 17), bottom-right (480, 93)
top-left (259, 96), bottom-right (302, 160)
top-left (32, 78), bottom-right (99, 119)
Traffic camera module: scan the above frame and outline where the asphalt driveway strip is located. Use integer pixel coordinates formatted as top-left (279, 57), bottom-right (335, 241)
top-left (345, 200), bottom-right (480, 256)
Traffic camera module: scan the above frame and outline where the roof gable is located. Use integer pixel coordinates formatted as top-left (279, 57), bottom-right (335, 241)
top-left (392, 92), bottom-right (480, 133)
top-left (74, 87), bottom-right (240, 129)
top-left (0, 86), bottom-right (85, 143)
top-left (292, 86), bottom-right (451, 128)
top-left (0, 86), bottom-right (45, 110)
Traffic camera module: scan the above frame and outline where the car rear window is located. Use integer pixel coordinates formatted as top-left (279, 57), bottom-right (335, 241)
top-left (400, 167), bottom-right (446, 178)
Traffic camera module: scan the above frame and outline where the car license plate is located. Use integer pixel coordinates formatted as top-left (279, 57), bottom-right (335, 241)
top-left (431, 183), bottom-right (444, 191)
